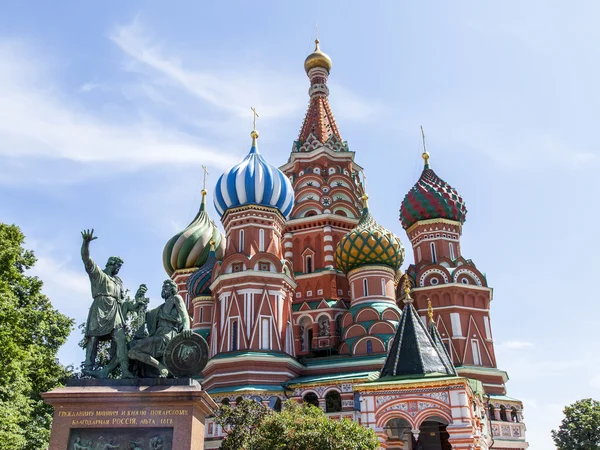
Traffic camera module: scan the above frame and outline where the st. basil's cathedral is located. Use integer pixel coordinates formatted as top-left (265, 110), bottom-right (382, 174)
top-left (162, 40), bottom-right (528, 450)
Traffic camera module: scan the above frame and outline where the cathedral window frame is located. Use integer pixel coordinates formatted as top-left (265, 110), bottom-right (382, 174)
top-left (259, 228), bottom-right (265, 252)
top-left (239, 229), bottom-right (245, 253)
top-left (430, 242), bottom-right (437, 263)
top-left (363, 278), bottom-right (369, 296)
top-left (471, 338), bottom-right (482, 365)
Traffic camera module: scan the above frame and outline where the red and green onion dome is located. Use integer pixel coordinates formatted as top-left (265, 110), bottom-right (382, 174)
top-left (335, 196), bottom-right (405, 273)
top-left (400, 152), bottom-right (467, 230)
top-left (163, 190), bottom-right (225, 276)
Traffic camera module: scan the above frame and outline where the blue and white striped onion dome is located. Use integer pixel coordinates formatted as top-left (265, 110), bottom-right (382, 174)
top-left (214, 131), bottom-right (294, 217)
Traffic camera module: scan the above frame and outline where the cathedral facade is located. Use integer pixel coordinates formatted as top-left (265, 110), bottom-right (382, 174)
top-left (162, 40), bottom-right (528, 450)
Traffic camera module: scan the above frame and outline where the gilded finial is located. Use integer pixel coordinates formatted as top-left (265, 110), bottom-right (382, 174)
top-left (360, 170), bottom-right (369, 208)
top-left (403, 276), bottom-right (412, 303)
top-left (209, 240), bottom-right (216, 251)
top-left (421, 125), bottom-right (430, 168)
top-left (250, 107), bottom-right (260, 145)
top-left (427, 298), bottom-right (434, 323)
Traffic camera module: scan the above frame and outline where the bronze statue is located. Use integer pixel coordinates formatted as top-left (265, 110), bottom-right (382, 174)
top-left (128, 279), bottom-right (192, 377)
top-left (81, 229), bottom-right (146, 378)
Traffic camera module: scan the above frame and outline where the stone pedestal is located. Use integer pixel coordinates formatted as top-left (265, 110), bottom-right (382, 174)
top-left (42, 378), bottom-right (216, 450)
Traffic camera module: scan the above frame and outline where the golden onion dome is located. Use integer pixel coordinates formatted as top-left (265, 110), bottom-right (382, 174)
top-left (304, 39), bottom-right (332, 74)
top-left (335, 201), bottom-right (405, 274)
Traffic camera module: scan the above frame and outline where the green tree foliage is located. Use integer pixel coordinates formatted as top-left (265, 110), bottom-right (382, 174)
top-left (552, 398), bottom-right (600, 450)
top-left (0, 223), bottom-right (74, 449)
top-left (215, 399), bottom-right (379, 450)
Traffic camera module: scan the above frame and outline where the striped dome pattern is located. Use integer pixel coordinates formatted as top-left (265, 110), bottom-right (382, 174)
top-left (214, 138), bottom-right (294, 217)
top-left (186, 247), bottom-right (217, 298)
top-left (400, 165), bottom-right (467, 230)
top-left (335, 206), bottom-right (405, 273)
top-left (163, 194), bottom-right (225, 276)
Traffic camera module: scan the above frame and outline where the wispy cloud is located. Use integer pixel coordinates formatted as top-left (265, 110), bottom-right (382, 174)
top-left (0, 40), bottom-right (238, 180)
top-left (497, 340), bottom-right (535, 350)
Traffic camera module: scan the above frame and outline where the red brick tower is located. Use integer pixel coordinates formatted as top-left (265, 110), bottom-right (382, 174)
top-left (279, 40), bottom-right (367, 359)
top-left (399, 147), bottom-right (507, 394)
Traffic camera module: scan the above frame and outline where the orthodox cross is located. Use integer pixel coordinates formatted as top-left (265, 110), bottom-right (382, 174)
top-left (420, 125), bottom-right (427, 154)
top-left (202, 165), bottom-right (209, 191)
top-left (251, 106), bottom-right (259, 130)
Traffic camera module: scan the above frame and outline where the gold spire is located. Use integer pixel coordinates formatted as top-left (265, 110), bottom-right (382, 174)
top-left (403, 276), bottom-right (413, 303)
top-left (251, 106), bottom-right (260, 146)
top-left (427, 298), bottom-right (434, 323)
top-left (209, 240), bottom-right (216, 251)
top-left (421, 125), bottom-right (430, 168)
top-left (304, 37), bottom-right (332, 74)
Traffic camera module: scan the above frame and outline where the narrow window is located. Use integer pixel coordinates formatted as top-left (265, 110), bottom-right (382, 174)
top-left (500, 405), bottom-right (508, 422)
top-left (417, 246), bottom-right (422, 262)
top-left (381, 278), bottom-right (386, 295)
top-left (261, 318), bottom-right (270, 349)
top-left (307, 328), bottom-right (313, 350)
top-left (449, 242), bottom-right (455, 260)
top-left (450, 313), bottom-right (463, 336)
top-left (351, 282), bottom-right (355, 299)
top-left (231, 320), bottom-right (238, 351)
top-left (199, 307), bottom-right (204, 323)
top-left (306, 256), bottom-right (313, 273)
top-left (366, 340), bottom-right (373, 355)
top-left (363, 279), bottom-right (369, 296)
top-left (239, 230), bottom-right (245, 253)
top-left (471, 339), bottom-right (481, 365)
top-left (430, 242), bottom-right (437, 263)
top-left (511, 407), bottom-right (519, 423)
top-left (259, 229), bottom-right (265, 252)
top-left (488, 404), bottom-right (496, 421)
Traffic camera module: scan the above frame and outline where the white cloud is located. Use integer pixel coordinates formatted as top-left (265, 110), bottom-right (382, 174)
top-left (497, 340), bottom-right (535, 350)
top-left (0, 40), bottom-right (238, 175)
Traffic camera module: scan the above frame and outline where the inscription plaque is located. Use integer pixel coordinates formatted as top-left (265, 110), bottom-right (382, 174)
top-left (68, 427), bottom-right (173, 449)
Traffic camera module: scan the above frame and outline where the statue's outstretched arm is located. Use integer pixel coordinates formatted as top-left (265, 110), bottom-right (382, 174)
top-left (80, 229), bottom-right (98, 269)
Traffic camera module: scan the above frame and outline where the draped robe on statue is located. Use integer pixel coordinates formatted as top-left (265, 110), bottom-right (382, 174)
top-left (84, 259), bottom-right (125, 338)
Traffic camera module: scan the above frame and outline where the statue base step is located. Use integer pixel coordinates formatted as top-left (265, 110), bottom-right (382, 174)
top-left (43, 378), bottom-right (216, 450)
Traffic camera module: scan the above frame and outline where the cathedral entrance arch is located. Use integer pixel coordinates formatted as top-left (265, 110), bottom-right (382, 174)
top-left (416, 416), bottom-right (451, 450)
top-left (383, 417), bottom-right (411, 450)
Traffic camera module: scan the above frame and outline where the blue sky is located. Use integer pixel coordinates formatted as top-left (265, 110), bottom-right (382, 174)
top-left (1, 1), bottom-right (598, 447)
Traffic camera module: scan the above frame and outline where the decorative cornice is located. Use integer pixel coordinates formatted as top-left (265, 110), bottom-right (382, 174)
top-left (405, 218), bottom-right (462, 235)
top-left (354, 377), bottom-right (468, 392)
top-left (348, 265), bottom-right (396, 277)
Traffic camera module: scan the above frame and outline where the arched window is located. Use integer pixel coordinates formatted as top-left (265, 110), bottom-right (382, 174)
top-left (305, 210), bottom-right (317, 217)
top-left (488, 404), bottom-right (495, 420)
top-left (221, 398), bottom-right (230, 406)
top-left (417, 246), bottom-right (422, 262)
top-left (250, 395), bottom-right (262, 403)
top-left (259, 229), bottom-right (265, 252)
top-left (366, 340), bottom-right (373, 355)
top-left (303, 392), bottom-right (319, 407)
top-left (325, 391), bottom-right (342, 413)
top-left (500, 405), bottom-right (508, 421)
top-left (235, 396), bottom-right (243, 405)
top-left (239, 230), bottom-right (245, 253)
top-left (449, 242), bottom-right (455, 260)
top-left (430, 242), bottom-right (437, 263)
top-left (306, 255), bottom-right (313, 273)
top-left (231, 320), bottom-right (238, 351)
top-left (381, 278), bottom-right (386, 295)
top-left (511, 407), bottom-right (519, 422)
top-left (363, 279), bottom-right (369, 296)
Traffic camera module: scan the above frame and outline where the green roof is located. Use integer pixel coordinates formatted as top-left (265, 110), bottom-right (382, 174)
top-left (362, 374), bottom-right (464, 387)
top-left (208, 384), bottom-right (287, 395)
top-left (286, 371), bottom-right (377, 386)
